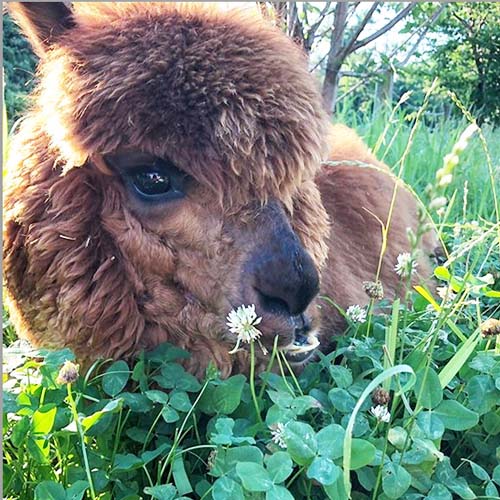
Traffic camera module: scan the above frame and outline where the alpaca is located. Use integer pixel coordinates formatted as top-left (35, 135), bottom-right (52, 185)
top-left (4, 3), bottom-right (438, 377)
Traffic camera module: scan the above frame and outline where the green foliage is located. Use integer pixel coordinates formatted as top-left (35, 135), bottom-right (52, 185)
top-left (431, 4), bottom-right (500, 125)
top-left (3, 13), bottom-right (38, 123)
top-left (4, 269), bottom-right (500, 500)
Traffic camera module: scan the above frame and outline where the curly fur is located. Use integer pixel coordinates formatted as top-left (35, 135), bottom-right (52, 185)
top-left (4, 2), bottom-right (437, 376)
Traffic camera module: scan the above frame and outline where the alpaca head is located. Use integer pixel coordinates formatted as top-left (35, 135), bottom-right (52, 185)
top-left (4, 2), bottom-right (330, 376)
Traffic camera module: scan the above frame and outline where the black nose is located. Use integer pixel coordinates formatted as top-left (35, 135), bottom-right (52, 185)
top-left (250, 241), bottom-right (320, 317)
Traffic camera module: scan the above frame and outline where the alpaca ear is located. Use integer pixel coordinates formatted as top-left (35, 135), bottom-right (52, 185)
top-left (8, 2), bottom-right (75, 57)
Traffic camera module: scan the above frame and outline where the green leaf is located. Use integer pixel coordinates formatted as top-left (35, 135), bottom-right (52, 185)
top-left (387, 426), bottom-right (408, 450)
top-left (416, 411), bottom-right (445, 440)
top-left (141, 443), bottom-right (171, 465)
top-left (329, 366), bottom-right (353, 389)
top-left (466, 374), bottom-right (499, 415)
top-left (81, 399), bottom-right (122, 431)
top-left (434, 266), bottom-right (451, 281)
top-left (102, 360), bottom-right (129, 397)
top-left (112, 453), bottom-right (143, 472)
top-left (34, 481), bottom-right (67, 500)
top-left (172, 455), bottom-right (193, 496)
top-left (27, 436), bottom-right (49, 463)
top-left (145, 343), bottom-right (190, 363)
top-left (212, 477), bottom-right (244, 500)
top-left (236, 462), bottom-right (273, 492)
top-left (434, 400), bottom-right (479, 430)
top-left (350, 439), bottom-right (376, 470)
top-left (328, 388), bottom-right (356, 413)
top-left (493, 464), bottom-right (500, 485)
top-left (469, 352), bottom-right (497, 374)
top-left (3, 391), bottom-right (20, 414)
top-left (414, 367), bottom-right (443, 409)
top-left (210, 417), bottom-right (235, 445)
top-left (316, 424), bottom-right (345, 459)
top-left (486, 481), bottom-right (499, 498)
top-left (447, 477), bottom-right (476, 499)
top-left (439, 330), bottom-right (482, 388)
top-left (467, 460), bottom-right (490, 481)
top-left (11, 416), bottom-right (31, 446)
top-left (212, 375), bottom-right (246, 414)
top-left (266, 485), bottom-right (294, 500)
top-left (382, 462), bottom-right (411, 499)
top-left (323, 473), bottom-right (349, 500)
top-left (265, 452), bottom-right (293, 484)
top-left (169, 391), bottom-right (192, 412)
top-left (66, 481), bottom-right (89, 500)
top-left (161, 405), bottom-right (180, 423)
top-left (283, 421), bottom-right (318, 466)
top-left (290, 396), bottom-right (320, 415)
top-left (144, 484), bottom-right (177, 500)
top-left (145, 390), bottom-right (169, 405)
top-left (426, 483), bottom-right (452, 500)
top-left (121, 392), bottom-right (152, 413)
top-left (43, 349), bottom-right (76, 367)
top-left (157, 363), bottom-right (201, 392)
top-left (307, 456), bottom-right (340, 485)
top-left (32, 405), bottom-right (57, 435)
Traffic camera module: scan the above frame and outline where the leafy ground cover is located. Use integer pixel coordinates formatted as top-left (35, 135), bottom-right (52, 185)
top-left (3, 92), bottom-right (500, 499)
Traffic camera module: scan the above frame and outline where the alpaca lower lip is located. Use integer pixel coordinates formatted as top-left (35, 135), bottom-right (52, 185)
top-left (282, 334), bottom-right (320, 363)
top-left (284, 348), bottom-right (316, 363)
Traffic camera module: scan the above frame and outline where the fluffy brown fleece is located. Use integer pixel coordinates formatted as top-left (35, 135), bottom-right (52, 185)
top-left (4, 3), bottom-right (437, 377)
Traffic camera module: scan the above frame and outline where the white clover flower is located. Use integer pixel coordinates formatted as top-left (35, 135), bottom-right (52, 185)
top-left (227, 304), bottom-right (264, 354)
top-left (270, 422), bottom-right (287, 449)
top-left (394, 253), bottom-right (418, 279)
top-left (436, 285), bottom-right (457, 304)
top-left (346, 304), bottom-right (367, 324)
top-left (370, 405), bottom-right (391, 423)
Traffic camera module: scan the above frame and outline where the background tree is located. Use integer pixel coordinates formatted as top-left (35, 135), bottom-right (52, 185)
top-left (428, 2), bottom-right (500, 124)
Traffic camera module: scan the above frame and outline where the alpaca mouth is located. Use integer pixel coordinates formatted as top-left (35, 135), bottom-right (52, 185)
top-left (282, 331), bottom-right (320, 363)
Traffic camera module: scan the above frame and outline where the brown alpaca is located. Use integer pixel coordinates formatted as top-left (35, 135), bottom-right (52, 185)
top-left (4, 3), bottom-right (437, 377)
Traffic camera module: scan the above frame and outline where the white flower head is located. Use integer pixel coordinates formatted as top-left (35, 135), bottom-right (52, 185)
top-left (394, 253), bottom-right (418, 279)
top-left (436, 285), bottom-right (457, 305)
top-left (370, 405), bottom-right (391, 423)
top-left (227, 304), bottom-right (265, 354)
top-left (270, 422), bottom-right (287, 449)
top-left (346, 304), bottom-right (367, 324)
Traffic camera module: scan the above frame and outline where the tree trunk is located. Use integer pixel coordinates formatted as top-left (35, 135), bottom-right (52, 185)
top-left (322, 64), bottom-right (341, 113)
top-left (321, 2), bottom-right (348, 113)
top-left (375, 67), bottom-right (394, 112)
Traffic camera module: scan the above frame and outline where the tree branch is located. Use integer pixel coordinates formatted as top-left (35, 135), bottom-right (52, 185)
top-left (352, 2), bottom-right (417, 52)
top-left (398, 4), bottom-right (446, 67)
top-left (304, 1), bottom-right (332, 52)
top-left (340, 1), bottom-right (381, 60)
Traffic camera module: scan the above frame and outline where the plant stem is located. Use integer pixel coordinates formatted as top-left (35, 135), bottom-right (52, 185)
top-left (250, 341), bottom-right (263, 424)
top-left (66, 383), bottom-right (97, 500)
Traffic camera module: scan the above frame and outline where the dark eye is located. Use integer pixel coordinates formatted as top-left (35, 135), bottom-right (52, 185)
top-left (130, 170), bottom-right (171, 196)
top-left (104, 152), bottom-right (188, 203)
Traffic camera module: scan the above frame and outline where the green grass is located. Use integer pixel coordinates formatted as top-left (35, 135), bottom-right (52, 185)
top-left (3, 94), bottom-right (500, 500)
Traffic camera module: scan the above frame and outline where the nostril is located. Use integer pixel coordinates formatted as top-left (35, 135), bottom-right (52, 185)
top-left (256, 290), bottom-right (290, 316)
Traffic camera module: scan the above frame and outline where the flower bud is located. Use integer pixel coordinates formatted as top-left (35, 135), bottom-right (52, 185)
top-left (56, 360), bottom-right (79, 385)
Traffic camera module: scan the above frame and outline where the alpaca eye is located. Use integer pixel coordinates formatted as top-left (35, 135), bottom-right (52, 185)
top-left (130, 170), bottom-right (171, 197)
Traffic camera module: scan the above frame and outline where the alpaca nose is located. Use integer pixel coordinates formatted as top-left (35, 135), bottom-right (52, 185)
top-left (251, 241), bottom-right (320, 316)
